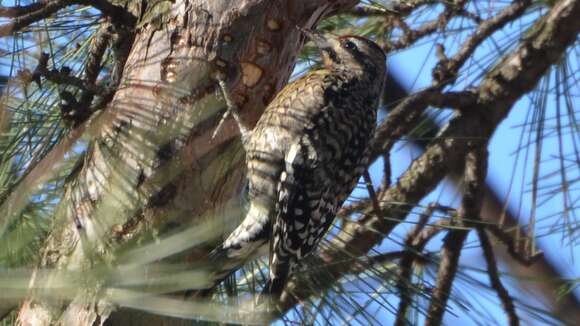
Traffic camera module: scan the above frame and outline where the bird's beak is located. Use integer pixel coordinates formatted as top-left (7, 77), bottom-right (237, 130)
top-left (297, 27), bottom-right (332, 50)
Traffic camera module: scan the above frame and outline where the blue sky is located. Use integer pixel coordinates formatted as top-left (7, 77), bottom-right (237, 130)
top-left (380, 34), bottom-right (580, 324)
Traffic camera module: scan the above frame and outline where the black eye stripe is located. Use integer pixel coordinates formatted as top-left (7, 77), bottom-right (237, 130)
top-left (342, 39), bottom-right (358, 51)
top-left (325, 48), bottom-right (340, 63)
top-left (339, 36), bottom-right (386, 61)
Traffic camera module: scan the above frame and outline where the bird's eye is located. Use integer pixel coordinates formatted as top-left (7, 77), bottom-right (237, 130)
top-left (342, 40), bottom-right (357, 51)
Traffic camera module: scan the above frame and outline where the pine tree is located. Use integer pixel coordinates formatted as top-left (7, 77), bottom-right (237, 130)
top-left (0, 0), bottom-right (578, 325)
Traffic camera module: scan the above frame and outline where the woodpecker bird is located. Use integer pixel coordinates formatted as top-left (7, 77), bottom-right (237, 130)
top-left (208, 29), bottom-right (386, 301)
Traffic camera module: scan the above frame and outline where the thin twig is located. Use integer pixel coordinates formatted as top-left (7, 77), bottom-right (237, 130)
top-left (385, 1), bottom-right (468, 52)
top-left (362, 170), bottom-right (382, 217)
top-left (386, 15), bottom-right (440, 51)
top-left (433, 0), bottom-right (532, 84)
top-left (213, 77), bottom-right (251, 144)
top-left (426, 230), bottom-right (469, 326)
top-left (486, 224), bottom-right (543, 266)
top-left (79, 24), bottom-right (112, 109)
top-left (477, 228), bottom-right (520, 326)
top-left (33, 53), bottom-right (109, 94)
top-left (0, 0), bottom-right (136, 37)
top-left (381, 151), bottom-right (391, 189)
top-left (395, 205), bottom-right (454, 325)
top-left (346, 0), bottom-right (437, 18)
top-left (0, 2), bottom-right (47, 17)
top-left (426, 146), bottom-right (488, 325)
top-left (0, 0), bottom-right (73, 37)
top-left (395, 204), bottom-right (435, 326)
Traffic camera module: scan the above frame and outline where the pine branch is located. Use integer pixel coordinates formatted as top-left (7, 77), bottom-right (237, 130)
top-left (395, 204), bottom-right (452, 325)
top-left (0, 0), bottom-right (136, 37)
top-left (477, 228), bottom-right (520, 326)
top-left (426, 146), bottom-right (488, 325)
top-left (346, 0), bottom-right (438, 18)
top-left (0, 1), bottom-right (47, 17)
top-left (432, 0), bottom-right (532, 84)
top-left (78, 0), bottom-right (136, 27)
top-left (0, 0), bottom-right (74, 36)
top-left (486, 224), bottom-right (543, 266)
top-left (33, 53), bottom-right (109, 95)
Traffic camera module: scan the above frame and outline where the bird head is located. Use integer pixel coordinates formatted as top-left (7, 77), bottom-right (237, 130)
top-left (298, 28), bottom-right (386, 81)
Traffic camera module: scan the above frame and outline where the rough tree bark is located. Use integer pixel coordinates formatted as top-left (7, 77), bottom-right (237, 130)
top-left (15, 1), bottom-right (357, 325)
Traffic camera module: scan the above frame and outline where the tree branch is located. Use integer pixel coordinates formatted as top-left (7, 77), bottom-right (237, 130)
top-left (0, 0), bottom-right (74, 36)
top-left (82, 23), bottom-right (112, 88)
top-left (33, 53), bottom-right (109, 95)
top-left (77, 0), bottom-right (136, 27)
top-left (386, 2), bottom-right (461, 52)
top-left (0, 0), bottom-right (135, 37)
top-left (426, 146), bottom-right (488, 325)
top-left (477, 228), bottom-right (520, 326)
top-left (0, 1), bottom-right (47, 17)
top-left (371, 1), bottom-right (533, 148)
top-left (433, 0), bottom-right (533, 84)
top-left (486, 223), bottom-right (543, 266)
top-left (345, 1), bottom-right (438, 18)
top-left (395, 204), bottom-right (452, 325)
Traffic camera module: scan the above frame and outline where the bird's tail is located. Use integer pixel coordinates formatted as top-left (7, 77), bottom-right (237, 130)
top-left (260, 276), bottom-right (286, 301)
top-left (257, 261), bottom-right (291, 305)
top-left (187, 245), bottom-right (245, 298)
top-left (193, 202), bottom-right (271, 297)
top-left (205, 244), bottom-right (247, 289)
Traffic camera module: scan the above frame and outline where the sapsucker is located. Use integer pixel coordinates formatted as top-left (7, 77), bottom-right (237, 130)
top-left (208, 29), bottom-right (386, 302)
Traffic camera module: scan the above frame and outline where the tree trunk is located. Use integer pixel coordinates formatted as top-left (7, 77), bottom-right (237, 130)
top-left (15, 1), bottom-right (357, 325)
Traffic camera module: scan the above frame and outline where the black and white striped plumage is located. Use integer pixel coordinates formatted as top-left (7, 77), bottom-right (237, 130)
top-left (210, 30), bottom-right (386, 301)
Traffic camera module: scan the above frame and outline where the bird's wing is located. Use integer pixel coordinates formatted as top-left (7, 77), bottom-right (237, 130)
top-left (265, 133), bottom-right (335, 296)
top-left (267, 101), bottom-right (375, 293)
